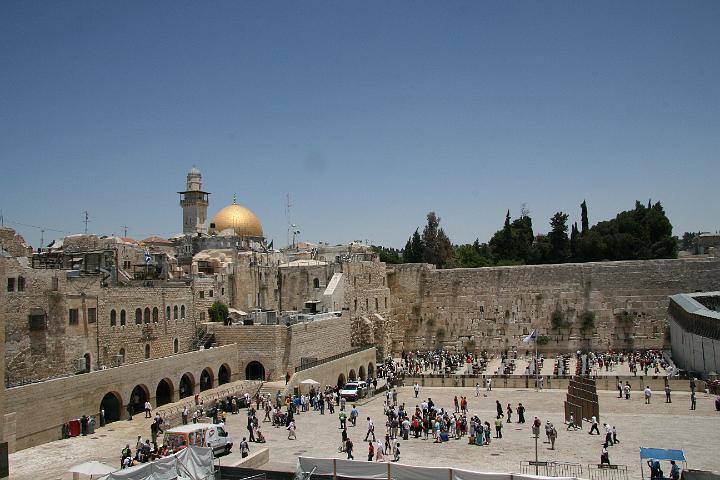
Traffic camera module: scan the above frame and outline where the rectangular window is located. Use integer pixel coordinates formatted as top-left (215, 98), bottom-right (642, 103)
top-left (7, 278), bottom-right (15, 292)
top-left (52, 277), bottom-right (59, 291)
top-left (123, 260), bottom-right (131, 270)
top-left (199, 291), bottom-right (204, 299)
top-left (28, 314), bottom-right (46, 331)
top-left (69, 309), bottom-right (79, 325)
top-left (200, 312), bottom-right (206, 322)
top-left (88, 308), bottom-right (97, 324)
top-left (385, 297), bottom-right (388, 308)
top-left (209, 290), bottom-right (214, 297)
top-left (18, 277), bottom-right (25, 291)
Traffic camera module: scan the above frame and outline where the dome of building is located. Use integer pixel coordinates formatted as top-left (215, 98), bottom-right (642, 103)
top-left (211, 200), bottom-right (264, 238)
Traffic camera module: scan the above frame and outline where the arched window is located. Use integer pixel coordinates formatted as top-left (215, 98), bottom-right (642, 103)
top-left (166, 306), bottom-right (171, 321)
top-left (120, 309), bottom-right (126, 326)
top-left (173, 306), bottom-right (178, 320)
top-left (110, 309), bottom-right (117, 327)
top-left (135, 308), bottom-right (142, 325)
top-left (152, 307), bottom-right (159, 323)
top-left (143, 307), bottom-right (150, 324)
top-left (313, 278), bottom-right (320, 289)
top-left (119, 348), bottom-right (125, 362)
top-left (145, 344), bottom-right (150, 359)
top-left (181, 305), bottom-right (186, 319)
top-left (173, 338), bottom-right (179, 353)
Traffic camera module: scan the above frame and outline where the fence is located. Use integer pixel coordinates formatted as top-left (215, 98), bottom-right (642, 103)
top-left (295, 345), bottom-right (375, 373)
top-left (520, 461), bottom-right (583, 477)
top-left (587, 464), bottom-right (629, 480)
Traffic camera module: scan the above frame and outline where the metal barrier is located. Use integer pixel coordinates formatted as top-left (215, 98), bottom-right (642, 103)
top-left (520, 461), bottom-right (583, 477)
top-left (587, 464), bottom-right (629, 480)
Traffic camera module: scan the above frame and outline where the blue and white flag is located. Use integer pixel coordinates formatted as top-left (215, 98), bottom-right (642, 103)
top-left (144, 248), bottom-right (152, 265)
top-left (522, 329), bottom-right (537, 343)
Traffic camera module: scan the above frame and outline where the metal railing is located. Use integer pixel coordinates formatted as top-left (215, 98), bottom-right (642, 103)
top-left (587, 464), bottom-right (629, 480)
top-left (294, 346), bottom-right (374, 373)
top-left (520, 461), bottom-right (583, 477)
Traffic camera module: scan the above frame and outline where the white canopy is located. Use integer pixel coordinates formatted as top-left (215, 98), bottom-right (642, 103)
top-left (228, 308), bottom-right (248, 316)
top-left (300, 379), bottom-right (320, 385)
top-left (69, 461), bottom-right (116, 476)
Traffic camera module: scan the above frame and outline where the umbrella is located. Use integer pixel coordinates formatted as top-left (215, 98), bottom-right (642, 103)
top-left (300, 379), bottom-right (320, 385)
top-left (68, 461), bottom-right (116, 478)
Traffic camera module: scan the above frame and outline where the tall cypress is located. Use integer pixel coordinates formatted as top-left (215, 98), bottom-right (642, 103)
top-left (580, 200), bottom-right (589, 235)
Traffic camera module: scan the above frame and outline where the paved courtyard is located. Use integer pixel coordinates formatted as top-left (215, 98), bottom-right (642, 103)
top-left (10, 384), bottom-right (719, 479)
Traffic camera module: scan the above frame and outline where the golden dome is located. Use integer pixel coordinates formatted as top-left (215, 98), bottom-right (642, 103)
top-left (211, 202), bottom-right (264, 238)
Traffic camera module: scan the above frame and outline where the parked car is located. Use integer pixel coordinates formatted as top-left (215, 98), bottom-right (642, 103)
top-left (340, 382), bottom-right (366, 401)
top-left (163, 422), bottom-right (233, 455)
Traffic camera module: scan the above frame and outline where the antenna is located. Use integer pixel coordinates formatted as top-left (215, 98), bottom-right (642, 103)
top-left (285, 193), bottom-right (292, 248)
top-left (121, 225), bottom-right (129, 237)
top-left (83, 211), bottom-right (90, 234)
top-left (40, 229), bottom-right (45, 248)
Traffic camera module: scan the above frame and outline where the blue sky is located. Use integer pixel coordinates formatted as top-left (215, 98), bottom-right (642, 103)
top-left (1, 1), bottom-right (718, 249)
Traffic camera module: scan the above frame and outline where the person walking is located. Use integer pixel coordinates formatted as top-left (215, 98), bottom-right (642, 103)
top-left (475, 383), bottom-right (480, 397)
top-left (603, 424), bottom-right (613, 447)
top-left (375, 439), bottom-right (385, 462)
top-left (487, 378), bottom-right (492, 392)
top-left (393, 442), bottom-right (401, 462)
top-left (496, 400), bottom-right (503, 418)
top-left (182, 406), bottom-right (188, 425)
top-left (548, 423), bottom-right (557, 450)
top-left (589, 416), bottom-right (599, 435)
top-left (623, 382), bottom-right (631, 400)
top-left (367, 441), bottom-right (374, 461)
top-left (346, 438), bottom-right (354, 460)
top-left (506, 403), bottom-right (513, 423)
top-left (612, 425), bottom-right (619, 444)
top-left (665, 384), bottom-right (672, 403)
top-left (414, 382), bottom-right (420, 398)
top-left (644, 386), bottom-right (652, 404)
top-left (239, 437), bottom-right (250, 458)
top-left (144, 401), bottom-right (152, 419)
top-left (600, 446), bottom-right (610, 465)
top-left (350, 405), bottom-right (358, 426)
top-left (339, 410), bottom-right (347, 430)
top-left (690, 390), bottom-right (697, 410)
top-left (517, 403), bottom-right (526, 423)
top-left (364, 417), bottom-right (376, 441)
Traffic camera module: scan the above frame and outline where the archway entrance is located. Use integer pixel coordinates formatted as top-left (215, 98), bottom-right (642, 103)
top-left (156, 379), bottom-right (174, 407)
top-left (83, 353), bottom-right (91, 373)
top-left (130, 385), bottom-right (148, 414)
top-left (358, 365), bottom-right (366, 380)
top-left (100, 392), bottom-right (122, 424)
top-left (348, 369), bottom-right (357, 382)
top-left (368, 362), bottom-right (375, 378)
top-left (179, 373), bottom-right (194, 399)
top-left (245, 361), bottom-right (265, 381)
top-left (218, 364), bottom-right (231, 385)
top-left (337, 373), bottom-right (346, 388)
top-left (200, 368), bottom-right (214, 391)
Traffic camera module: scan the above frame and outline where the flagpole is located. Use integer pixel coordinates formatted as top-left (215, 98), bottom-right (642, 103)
top-left (535, 331), bottom-right (539, 392)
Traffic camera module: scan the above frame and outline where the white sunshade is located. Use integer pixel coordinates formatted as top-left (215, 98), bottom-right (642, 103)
top-left (300, 378), bottom-right (320, 385)
top-left (228, 308), bottom-right (248, 316)
top-left (68, 461), bottom-right (116, 476)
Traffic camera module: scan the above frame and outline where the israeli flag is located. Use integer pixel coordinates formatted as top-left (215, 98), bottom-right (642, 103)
top-left (144, 248), bottom-right (152, 265)
top-left (522, 329), bottom-right (537, 343)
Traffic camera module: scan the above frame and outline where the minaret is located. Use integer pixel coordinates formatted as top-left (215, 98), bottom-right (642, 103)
top-left (178, 166), bottom-right (210, 234)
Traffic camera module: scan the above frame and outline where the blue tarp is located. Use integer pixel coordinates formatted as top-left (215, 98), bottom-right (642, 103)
top-left (640, 448), bottom-right (686, 462)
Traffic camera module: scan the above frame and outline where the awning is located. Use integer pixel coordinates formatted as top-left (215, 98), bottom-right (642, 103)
top-left (228, 308), bottom-right (247, 316)
top-left (640, 448), bottom-right (686, 462)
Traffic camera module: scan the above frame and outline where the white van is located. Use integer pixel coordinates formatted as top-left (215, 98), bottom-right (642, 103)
top-left (163, 422), bottom-right (233, 455)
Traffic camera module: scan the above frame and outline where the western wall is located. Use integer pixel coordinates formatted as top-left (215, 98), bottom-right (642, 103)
top-left (386, 256), bottom-right (720, 353)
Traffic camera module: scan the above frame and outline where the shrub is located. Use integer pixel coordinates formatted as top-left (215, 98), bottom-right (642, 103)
top-left (581, 311), bottom-right (595, 331)
top-left (551, 309), bottom-right (566, 329)
top-left (537, 335), bottom-right (550, 346)
top-left (208, 301), bottom-right (229, 323)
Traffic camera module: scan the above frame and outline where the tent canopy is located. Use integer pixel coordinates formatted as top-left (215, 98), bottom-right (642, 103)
top-left (640, 448), bottom-right (686, 462)
top-left (300, 379), bottom-right (320, 385)
top-left (68, 461), bottom-right (116, 475)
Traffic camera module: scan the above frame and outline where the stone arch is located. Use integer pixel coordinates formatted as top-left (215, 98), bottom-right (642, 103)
top-left (100, 391), bottom-right (123, 424)
top-left (145, 344), bottom-right (150, 359)
top-left (200, 367), bottom-right (214, 391)
top-left (358, 365), bottom-right (366, 380)
top-left (348, 369), bottom-right (357, 381)
top-left (110, 309), bottom-right (117, 327)
top-left (166, 305), bottom-right (171, 320)
top-left (337, 373), bottom-right (346, 388)
top-left (245, 361), bottom-right (265, 381)
top-left (173, 305), bottom-right (178, 320)
top-left (179, 373), bottom-right (195, 399)
top-left (129, 384), bottom-right (149, 414)
top-left (368, 362), bottom-right (375, 378)
top-left (120, 309), bottom-right (126, 326)
top-left (181, 305), bottom-right (186, 319)
top-left (83, 353), bottom-right (91, 373)
top-left (144, 307), bottom-right (151, 324)
top-left (152, 307), bottom-right (159, 323)
top-left (218, 364), bottom-right (231, 385)
top-left (135, 308), bottom-right (142, 325)
top-left (155, 378), bottom-right (174, 407)
top-left (313, 277), bottom-right (320, 289)
top-left (173, 338), bottom-right (179, 353)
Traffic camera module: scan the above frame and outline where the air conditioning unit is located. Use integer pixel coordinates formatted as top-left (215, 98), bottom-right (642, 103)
top-left (114, 354), bottom-right (124, 366)
top-left (75, 358), bottom-right (87, 372)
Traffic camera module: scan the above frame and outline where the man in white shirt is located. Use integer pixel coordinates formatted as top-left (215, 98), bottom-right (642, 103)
top-left (414, 382), bottom-right (420, 398)
top-left (364, 417), bottom-right (376, 441)
top-left (644, 386), bottom-right (652, 404)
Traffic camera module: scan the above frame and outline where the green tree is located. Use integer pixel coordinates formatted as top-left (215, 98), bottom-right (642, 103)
top-left (403, 229), bottom-right (424, 263)
top-left (547, 212), bottom-right (570, 263)
top-left (489, 210), bottom-right (516, 262)
top-left (422, 212), bottom-right (441, 265)
top-left (372, 245), bottom-right (402, 264)
top-left (208, 301), bottom-right (229, 323)
top-left (580, 200), bottom-right (589, 235)
top-left (436, 227), bottom-right (454, 268)
top-left (570, 222), bottom-right (579, 261)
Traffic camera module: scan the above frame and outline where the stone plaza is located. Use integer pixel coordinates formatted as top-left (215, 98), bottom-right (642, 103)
top-left (9, 381), bottom-right (720, 479)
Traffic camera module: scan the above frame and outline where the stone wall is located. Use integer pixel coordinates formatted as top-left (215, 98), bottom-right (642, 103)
top-left (387, 257), bottom-right (720, 353)
top-left (210, 315), bottom-right (353, 380)
top-left (279, 263), bottom-right (336, 312)
top-left (4, 345), bottom-right (240, 451)
top-left (343, 260), bottom-right (393, 355)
